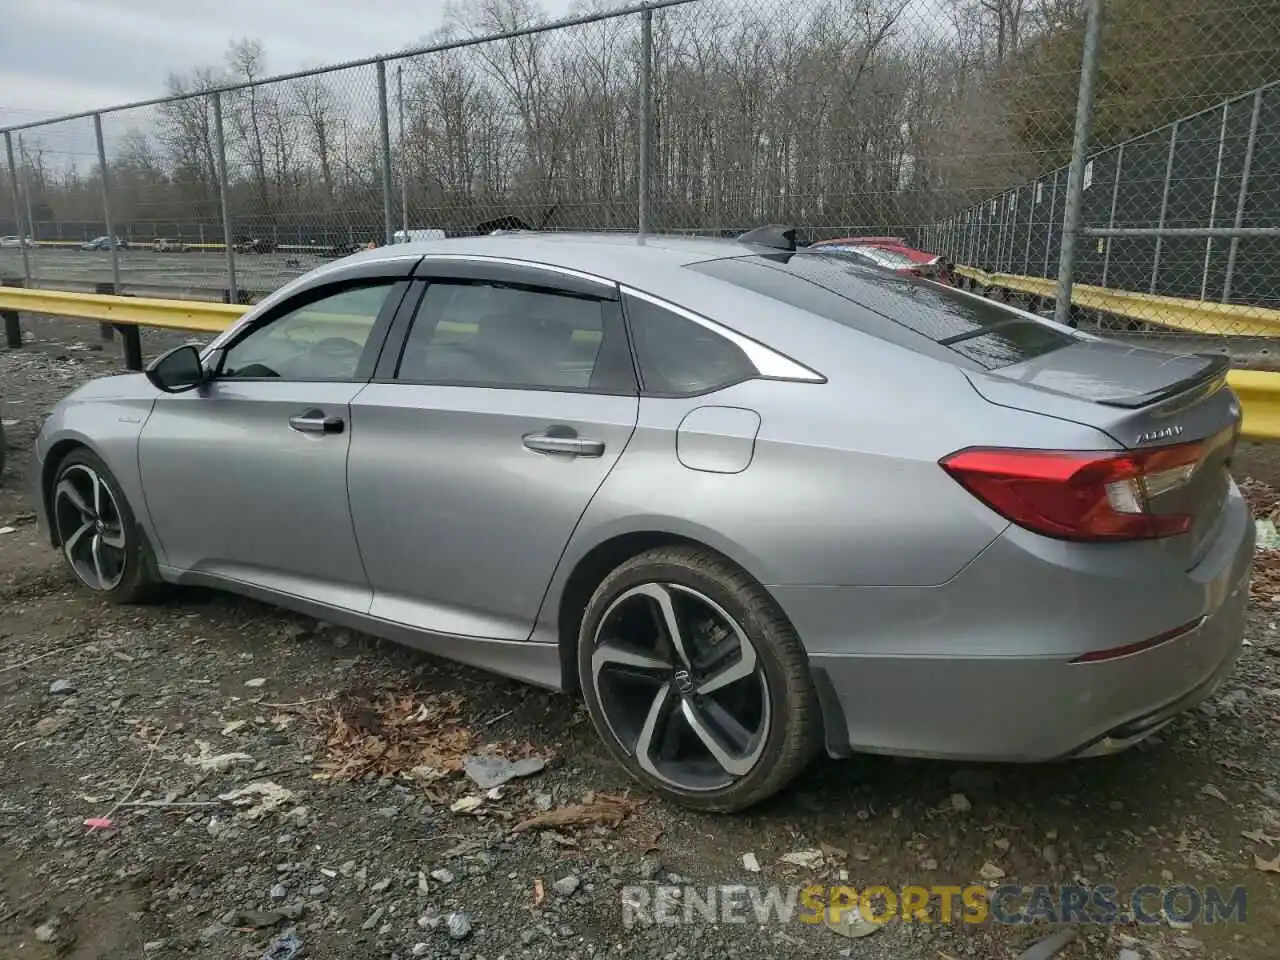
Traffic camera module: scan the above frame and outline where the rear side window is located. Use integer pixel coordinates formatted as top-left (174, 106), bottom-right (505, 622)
top-left (687, 253), bottom-right (1076, 370)
top-left (623, 293), bottom-right (756, 396)
top-left (397, 281), bottom-right (621, 391)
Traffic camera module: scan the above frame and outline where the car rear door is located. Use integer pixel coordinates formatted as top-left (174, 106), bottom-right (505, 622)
top-left (138, 262), bottom-right (414, 610)
top-left (346, 258), bottom-right (639, 641)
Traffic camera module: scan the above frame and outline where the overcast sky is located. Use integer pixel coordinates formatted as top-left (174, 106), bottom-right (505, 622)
top-left (0, 0), bottom-right (579, 131)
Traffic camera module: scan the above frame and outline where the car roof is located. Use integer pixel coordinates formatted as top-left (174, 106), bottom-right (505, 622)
top-left (342, 232), bottom-right (773, 280)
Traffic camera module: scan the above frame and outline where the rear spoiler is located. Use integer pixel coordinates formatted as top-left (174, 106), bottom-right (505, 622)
top-left (1095, 353), bottom-right (1231, 409)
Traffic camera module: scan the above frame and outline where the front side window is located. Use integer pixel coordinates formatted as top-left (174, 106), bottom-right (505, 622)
top-left (220, 282), bottom-right (395, 380)
top-left (623, 293), bottom-right (756, 396)
top-left (396, 281), bottom-right (625, 391)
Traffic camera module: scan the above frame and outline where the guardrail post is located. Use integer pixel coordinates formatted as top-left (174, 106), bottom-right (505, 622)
top-left (213, 91), bottom-right (238, 304)
top-left (377, 60), bottom-right (394, 246)
top-left (2, 311), bottom-right (19, 349)
top-left (1053, 0), bottom-right (1103, 326)
top-left (1, 278), bottom-right (23, 348)
top-left (116, 325), bottom-right (142, 371)
top-left (3, 132), bottom-right (32, 285)
top-left (93, 282), bottom-right (118, 341)
top-left (1223, 88), bottom-right (1263, 303)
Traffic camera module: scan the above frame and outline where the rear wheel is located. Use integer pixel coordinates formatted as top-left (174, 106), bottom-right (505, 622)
top-left (51, 449), bottom-right (161, 604)
top-left (578, 546), bottom-right (821, 812)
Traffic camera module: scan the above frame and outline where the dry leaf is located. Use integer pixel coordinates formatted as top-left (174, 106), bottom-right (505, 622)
top-left (451, 796), bottom-right (483, 814)
top-left (311, 693), bottom-right (476, 783)
top-left (512, 800), bottom-right (632, 832)
top-left (1200, 784), bottom-right (1229, 803)
top-left (533, 878), bottom-right (545, 908)
top-left (1254, 852), bottom-right (1280, 873)
top-left (820, 841), bottom-right (849, 861)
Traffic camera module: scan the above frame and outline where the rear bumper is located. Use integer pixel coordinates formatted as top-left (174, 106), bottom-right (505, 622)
top-left (787, 483), bottom-right (1254, 763)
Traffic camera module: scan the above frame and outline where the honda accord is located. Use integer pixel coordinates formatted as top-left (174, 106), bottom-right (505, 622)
top-left (30, 227), bottom-right (1252, 811)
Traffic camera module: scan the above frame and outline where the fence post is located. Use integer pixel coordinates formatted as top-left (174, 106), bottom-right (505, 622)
top-left (1223, 88), bottom-right (1263, 302)
top-left (92, 113), bottom-right (119, 341)
top-left (3, 132), bottom-right (31, 285)
top-left (1022, 184), bottom-right (1035, 274)
top-left (1053, 0), bottom-right (1103, 327)
top-left (377, 60), bottom-right (394, 246)
top-left (213, 91), bottom-right (238, 304)
top-left (1100, 143), bottom-right (1124, 288)
top-left (1149, 119), bottom-right (1179, 294)
top-left (18, 136), bottom-right (36, 260)
top-left (1198, 103), bottom-right (1228, 302)
top-left (397, 63), bottom-right (409, 240)
top-left (994, 198), bottom-right (1004, 271)
top-left (1043, 170), bottom-right (1059, 277)
top-left (639, 7), bottom-right (653, 239)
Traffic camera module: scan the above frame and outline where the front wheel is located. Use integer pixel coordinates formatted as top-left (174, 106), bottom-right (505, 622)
top-left (578, 546), bottom-right (821, 812)
top-left (50, 449), bottom-right (162, 604)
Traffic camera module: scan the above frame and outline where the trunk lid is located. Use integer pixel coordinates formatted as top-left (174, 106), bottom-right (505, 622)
top-left (966, 339), bottom-right (1242, 565)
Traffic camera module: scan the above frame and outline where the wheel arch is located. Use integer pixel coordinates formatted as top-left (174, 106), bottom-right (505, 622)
top-left (41, 436), bottom-right (96, 547)
top-left (552, 526), bottom-right (787, 696)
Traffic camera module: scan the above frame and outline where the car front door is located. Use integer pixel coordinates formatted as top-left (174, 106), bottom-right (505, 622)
top-left (138, 272), bottom-right (411, 611)
top-left (347, 260), bottom-right (639, 641)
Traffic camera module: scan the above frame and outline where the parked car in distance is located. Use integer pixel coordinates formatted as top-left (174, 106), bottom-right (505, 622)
top-left (234, 236), bottom-right (276, 254)
top-left (814, 243), bottom-right (937, 278)
top-left (80, 236), bottom-right (128, 251)
top-left (31, 226), bottom-right (1252, 812)
top-left (812, 236), bottom-right (953, 284)
top-left (153, 238), bottom-right (189, 253)
top-left (0, 235), bottom-right (35, 248)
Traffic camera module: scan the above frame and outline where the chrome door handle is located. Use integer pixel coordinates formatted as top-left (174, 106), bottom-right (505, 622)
top-left (522, 431), bottom-right (605, 458)
top-left (289, 409), bottom-right (345, 434)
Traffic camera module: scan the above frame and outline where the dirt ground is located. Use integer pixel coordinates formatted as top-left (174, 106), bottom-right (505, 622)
top-left (2, 319), bottom-right (1280, 960)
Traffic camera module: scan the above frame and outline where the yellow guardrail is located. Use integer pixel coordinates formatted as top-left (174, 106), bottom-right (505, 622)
top-left (1224, 370), bottom-right (1280, 442)
top-left (955, 266), bottom-right (1280, 338)
top-left (3, 282), bottom-right (1280, 439)
top-left (0, 286), bottom-right (246, 333)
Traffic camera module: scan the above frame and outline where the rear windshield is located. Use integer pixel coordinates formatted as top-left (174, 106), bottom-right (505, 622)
top-left (686, 252), bottom-right (1076, 370)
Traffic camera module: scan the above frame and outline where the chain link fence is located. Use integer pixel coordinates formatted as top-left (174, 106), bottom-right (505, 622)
top-left (1, 0), bottom-right (1277, 351)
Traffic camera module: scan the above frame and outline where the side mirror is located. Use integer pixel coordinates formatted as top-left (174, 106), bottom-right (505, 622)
top-left (145, 344), bottom-right (207, 393)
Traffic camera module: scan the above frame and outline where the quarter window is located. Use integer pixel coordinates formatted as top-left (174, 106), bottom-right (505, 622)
top-left (397, 281), bottom-right (628, 392)
top-left (623, 293), bottom-right (756, 395)
top-left (220, 282), bottom-right (395, 380)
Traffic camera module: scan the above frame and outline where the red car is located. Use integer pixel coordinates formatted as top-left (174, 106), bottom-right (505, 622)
top-left (811, 236), bottom-right (954, 285)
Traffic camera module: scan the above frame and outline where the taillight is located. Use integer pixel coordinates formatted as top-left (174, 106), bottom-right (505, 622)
top-left (940, 442), bottom-right (1205, 541)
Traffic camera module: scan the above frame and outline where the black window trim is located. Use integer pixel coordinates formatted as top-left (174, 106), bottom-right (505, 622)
top-left (372, 274), bottom-right (638, 397)
top-left (212, 276), bottom-right (412, 384)
top-left (413, 253), bottom-right (618, 301)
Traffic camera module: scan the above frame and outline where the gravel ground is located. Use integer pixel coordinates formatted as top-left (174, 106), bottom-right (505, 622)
top-left (3, 319), bottom-right (1280, 960)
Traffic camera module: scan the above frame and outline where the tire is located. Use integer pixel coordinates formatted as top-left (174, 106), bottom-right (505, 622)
top-left (578, 545), bottom-right (821, 812)
top-left (49, 448), bottom-right (162, 604)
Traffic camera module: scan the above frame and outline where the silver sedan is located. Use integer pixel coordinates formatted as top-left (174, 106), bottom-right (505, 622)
top-left (31, 229), bottom-right (1253, 811)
